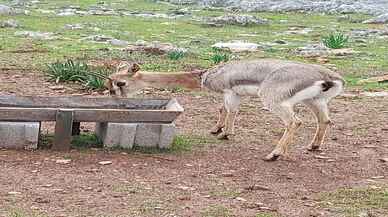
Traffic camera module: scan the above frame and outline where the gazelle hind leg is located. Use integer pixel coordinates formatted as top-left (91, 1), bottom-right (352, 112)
top-left (217, 90), bottom-right (241, 140)
top-left (264, 104), bottom-right (302, 161)
top-left (210, 105), bottom-right (226, 135)
top-left (304, 99), bottom-right (332, 151)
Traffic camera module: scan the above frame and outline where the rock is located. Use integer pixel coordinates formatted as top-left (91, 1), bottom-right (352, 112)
top-left (123, 41), bottom-right (184, 55)
top-left (244, 184), bottom-right (271, 191)
top-left (358, 75), bottom-right (388, 84)
top-left (57, 8), bottom-right (77, 16)
top-left (82, 34), bottom-right (114, 42)
top-left (14, 31), bottom-right (57, 40)
top-left (314, 155), bottom-right (331, 160)
top-left (64, 24), bottom-right (83, 30)
top-left (329, 48), bottom-right (358, 56)
top-left (235, 197), bottom-right (247, 202)
top-left (295, 44), bottom-right (329, 57)
top-left (212, 41), bottom-right (260, 52)
top-left (98, 161), bottom-right (112, 165)
top-left (206, 14), bottom-right (267, 26)
top-left (49, 85), bottom-right (65, 90)
top-left (285, 28), bottom-right (313, 35)
top-left (166, 0), bottom-right (388, 16)
top-left (55, 159), bottom-right (71, 164)
top-left (351, 29), bottom-right (388, 38)
top-left (360, 92), bottom-right (388, 97)
top-left (363, 13), bottom-right (388, 24)
top-left (0, 4), bottom-right (13, 15)
top-left (0, 19), bottom-right (19, 28)
top-left (370, 176), bottom-right (384, 179)
top-left (108, 39), bottom-right (129, 47)
top-left (122, 11), bottom-right (184, 19)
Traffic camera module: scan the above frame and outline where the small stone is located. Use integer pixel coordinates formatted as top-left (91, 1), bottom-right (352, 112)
top-left (177, 186), bottom-right (195, 191)
top-left (212, 41), bottom-right (260, 52)
top-left (34, 197), bottom-right (50, 203)
top-left (371, 176), bottom-right (384, 179)
top-left (235, 197), bottom-right (247, 202)
top-left (244, 184), bottom-right (271, 191)
top-left (49, 85), bottom-right (65, 90)
top-left (0, 19), bottom-right (19, 28)
top-left (221, 171), bottom-right (234, 177)
top-left (98, 161), bottom-right (112, 165)
top-left (55, 159), bottom-right (71, 164)
top-left (314, 155), bottom-right (330, 160)
top-left (178, 196), bottom-right (191, 201)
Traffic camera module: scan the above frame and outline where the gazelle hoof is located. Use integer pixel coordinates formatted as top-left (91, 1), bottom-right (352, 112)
top-left (217, 132), bottom-right (230, 140)
top-left (263, 153), bottom-right (280, 161)
top-left (210, 127), bottom-right (223, 135)
top-left (307, 145), bottom-right (322, 152)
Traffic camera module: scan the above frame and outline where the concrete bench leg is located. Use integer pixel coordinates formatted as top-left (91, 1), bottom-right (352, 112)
top-left (95, 123), bottom-right (176, 149)
top-left (96, 122), bottom-right (137, 149)
top-left (0, 122), bottom-right (40, 150)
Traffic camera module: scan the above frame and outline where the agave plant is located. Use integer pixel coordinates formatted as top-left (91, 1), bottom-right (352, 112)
top-left (322, 32), bottom-right (349, 49)
top-left (46, 59), bottom-right (110, 90)
top-left (46, 59), bottom-right (89, 83)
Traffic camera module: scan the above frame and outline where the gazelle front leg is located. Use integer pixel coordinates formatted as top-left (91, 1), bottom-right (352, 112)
top-left (210, 105), bottom-right (226, 135)
top-left (216, 90), bottom-right (241, 140)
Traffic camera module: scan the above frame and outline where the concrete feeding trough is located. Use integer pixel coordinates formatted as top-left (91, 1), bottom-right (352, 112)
top-left (0, 95), bottom-right (184, 150)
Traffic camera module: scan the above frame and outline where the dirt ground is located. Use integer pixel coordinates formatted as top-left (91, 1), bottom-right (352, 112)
top-left (0, 70), bottom-right (387, 217)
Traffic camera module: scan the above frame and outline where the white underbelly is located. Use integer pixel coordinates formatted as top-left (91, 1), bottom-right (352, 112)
top-left (231, 85), bottom-right (260, 96)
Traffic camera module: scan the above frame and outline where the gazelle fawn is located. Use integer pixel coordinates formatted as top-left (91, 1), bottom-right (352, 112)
top-left (104, 61), bottom-right (202, 97)
top-left (105, 59), bottom-right (344, 161)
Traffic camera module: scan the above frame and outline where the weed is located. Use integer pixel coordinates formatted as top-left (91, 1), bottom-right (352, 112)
top-left (322, 32), bottom-right (349, 49)
top-left (46, 59), bottom-right (89, 83)
top-left (71, 133), bottom-right (103, 149)
top-left (210, 52), bottom-right (230, 64)
top-left (46, 59), bottom-right (110, 90)
top-left (167, 50), bottom-right (185, 60)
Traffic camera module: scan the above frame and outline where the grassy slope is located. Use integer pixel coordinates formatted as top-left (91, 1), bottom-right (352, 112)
top-left (1, 0), bottom-right (388, 90)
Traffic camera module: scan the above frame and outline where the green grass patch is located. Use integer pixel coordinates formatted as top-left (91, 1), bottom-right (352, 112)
top-left (129, 134), bottom-right (216, 154)
top-left (201, 205), bottom-right (233, 217)
top-left (322, 32), bottom-right (349, 49)
top-left (6, 208), bottom-right (48, 217)
top-left (167, 49), bottom-right (185, 61)
top-left (38, 133), bottom-right (102, 149)
top-left (319, 186), bottom-right (388, 217)
top-left (71, 133), bottom-right (102, 149)
top-left (0, 1), bottom-right (387, 91)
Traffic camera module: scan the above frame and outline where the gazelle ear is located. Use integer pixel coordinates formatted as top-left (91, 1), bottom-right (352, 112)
top-left (131, 63), bottom-right (140, 73)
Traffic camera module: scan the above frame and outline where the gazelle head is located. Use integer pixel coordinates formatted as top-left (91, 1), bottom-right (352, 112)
top-left (104, 61), bottom-right (141, 97)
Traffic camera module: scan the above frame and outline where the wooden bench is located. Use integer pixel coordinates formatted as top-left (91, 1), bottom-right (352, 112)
top-left (0, 95), bottom-right (184, 151)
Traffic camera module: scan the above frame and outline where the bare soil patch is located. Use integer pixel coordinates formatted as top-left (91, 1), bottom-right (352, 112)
top-left (0, 70), bottom-right (387, 217)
